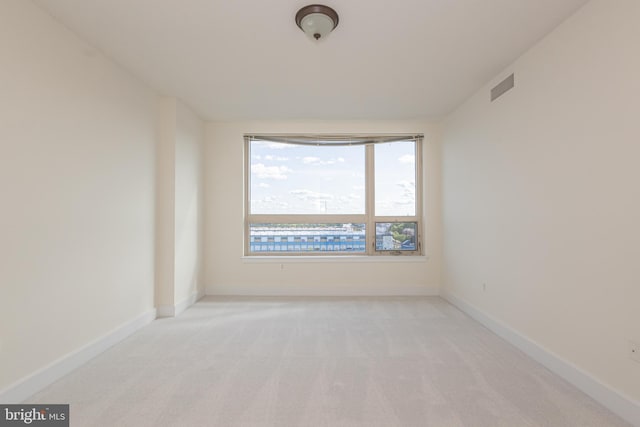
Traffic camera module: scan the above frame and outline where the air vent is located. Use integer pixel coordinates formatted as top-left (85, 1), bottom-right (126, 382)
top-left (491, 73), bottom-right (514, 102)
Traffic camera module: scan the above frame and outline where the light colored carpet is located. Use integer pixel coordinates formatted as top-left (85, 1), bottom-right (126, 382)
top-left (30, 296), bottom-right (630, 426)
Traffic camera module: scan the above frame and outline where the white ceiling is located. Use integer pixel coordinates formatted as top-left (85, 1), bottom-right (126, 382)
top-left (34, 0), bottom-right (589, 121)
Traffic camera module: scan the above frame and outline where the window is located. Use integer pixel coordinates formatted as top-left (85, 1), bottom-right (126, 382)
top-left (245, 134), bottom-right (423, 256)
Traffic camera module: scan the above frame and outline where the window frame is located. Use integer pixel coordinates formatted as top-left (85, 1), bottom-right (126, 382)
top-left (244, 134), bottom-right (423, 257)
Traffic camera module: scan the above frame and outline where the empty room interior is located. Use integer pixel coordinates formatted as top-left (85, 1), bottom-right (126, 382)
top-left (1, 0), bottom-right (639, 425)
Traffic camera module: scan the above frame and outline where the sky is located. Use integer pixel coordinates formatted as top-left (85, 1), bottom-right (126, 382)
top-left (250, 140), bottom-right (416, 216)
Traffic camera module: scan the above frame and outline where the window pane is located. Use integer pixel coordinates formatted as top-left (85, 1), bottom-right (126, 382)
top-left (249, 223), bottom-right (366, 253)
top-left (250, 140), bottom-right (365, 214)
top-left (374, 141), bottom-right (416, 216)
top-left (375, 222), bottom-right (417, 251)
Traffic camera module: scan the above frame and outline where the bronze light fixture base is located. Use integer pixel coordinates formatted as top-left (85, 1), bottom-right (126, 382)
top-left (295, 4), bottom-right (339, 40)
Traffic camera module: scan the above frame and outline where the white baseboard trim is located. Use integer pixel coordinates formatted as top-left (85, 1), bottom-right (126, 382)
top-left (441, 290), bottom-right (640, 427)
top-left (175, 291), bottom-right (203, 316)
top-left (206, 284), bottom-right (440, 297)
top-left (156, 291), bottom-right (203, 318)
top-left (0, 308), bottom-right (156, 404)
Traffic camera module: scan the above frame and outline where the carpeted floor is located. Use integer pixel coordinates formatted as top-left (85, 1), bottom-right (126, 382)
top-left (30, 296), bottom-right (630, 426)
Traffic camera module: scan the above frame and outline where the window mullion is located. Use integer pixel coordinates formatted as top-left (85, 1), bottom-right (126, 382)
top-left (244, 137), bottom-right (251, 255)
top-left (365, 144), bottom-right (375, 255)
top-left (247, 214), bottom-right (366, 224)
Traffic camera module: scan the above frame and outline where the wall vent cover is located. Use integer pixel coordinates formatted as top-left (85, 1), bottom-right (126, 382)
top-left (491, 73), bottom-right (515, 102)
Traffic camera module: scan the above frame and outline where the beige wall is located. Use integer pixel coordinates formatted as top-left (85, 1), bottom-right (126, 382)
top-left (205, 120), bottom-right (442, 295)
top-left (155, 98), bottom-right (205, 312)
top-left (442, 0), bottom-right (640, 403)
top-left (155, 99), bottom-right (177, 309)
top-left (0, 0), bottom-right (157, 391)
top-left (174, 101), bottom-right (205, 304)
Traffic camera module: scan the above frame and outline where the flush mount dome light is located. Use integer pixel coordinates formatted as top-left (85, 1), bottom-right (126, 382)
top-left (295, 4), bottom-right (339, 41)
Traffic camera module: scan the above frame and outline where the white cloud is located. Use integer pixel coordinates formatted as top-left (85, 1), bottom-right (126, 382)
top-left (289, 189), bottom-right (335, 201)
top-left (375, 181), bottom-right (416, 214)
top-left (398, 154), bottom-right (415, 164)
top-left (290, 189), bottom-right (337, 212)
top-left (258, 183), bottom-right (271, 188)
top-left (396, 180), bottom-right (415, 190)
top-left (302, 156), bottom-right (321, 164)
top-left (302, 156), bottom-right (345, 166)
top-left (394, 199), bottom-right (414, 205)
top-left (265, 155), bottom-right (289, 161)
top-left (251, 197), bottom-right (290, 212)
top-left (251, 163), bottom-right (292, 180)
top-left (396, 180), bottom-right (416, 198)
top-left (384, 180), bottom-right (415, 208)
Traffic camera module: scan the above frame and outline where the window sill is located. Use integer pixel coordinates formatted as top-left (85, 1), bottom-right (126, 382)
top-left (241, 255), bottom-right (429, 264)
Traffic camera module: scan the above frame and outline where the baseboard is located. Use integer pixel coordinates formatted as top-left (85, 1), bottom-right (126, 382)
top-left (206, 284), bottom-right (439, 297)
top-left (441, 290), bottom-right (640, 427)
top-left (175, 291), bottom-right (203, 316)
top-left (156, 291), bottom-right (203, 318)
top-left (0, 309), bottom-right (156, 404)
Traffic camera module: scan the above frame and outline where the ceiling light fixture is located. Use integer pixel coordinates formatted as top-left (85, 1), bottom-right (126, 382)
top-left (295, 4), bottom-right (339, 41)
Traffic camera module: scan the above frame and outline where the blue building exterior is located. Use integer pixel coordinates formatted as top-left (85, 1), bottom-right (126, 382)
top-left (249, 225), bottom-right (366, 253)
